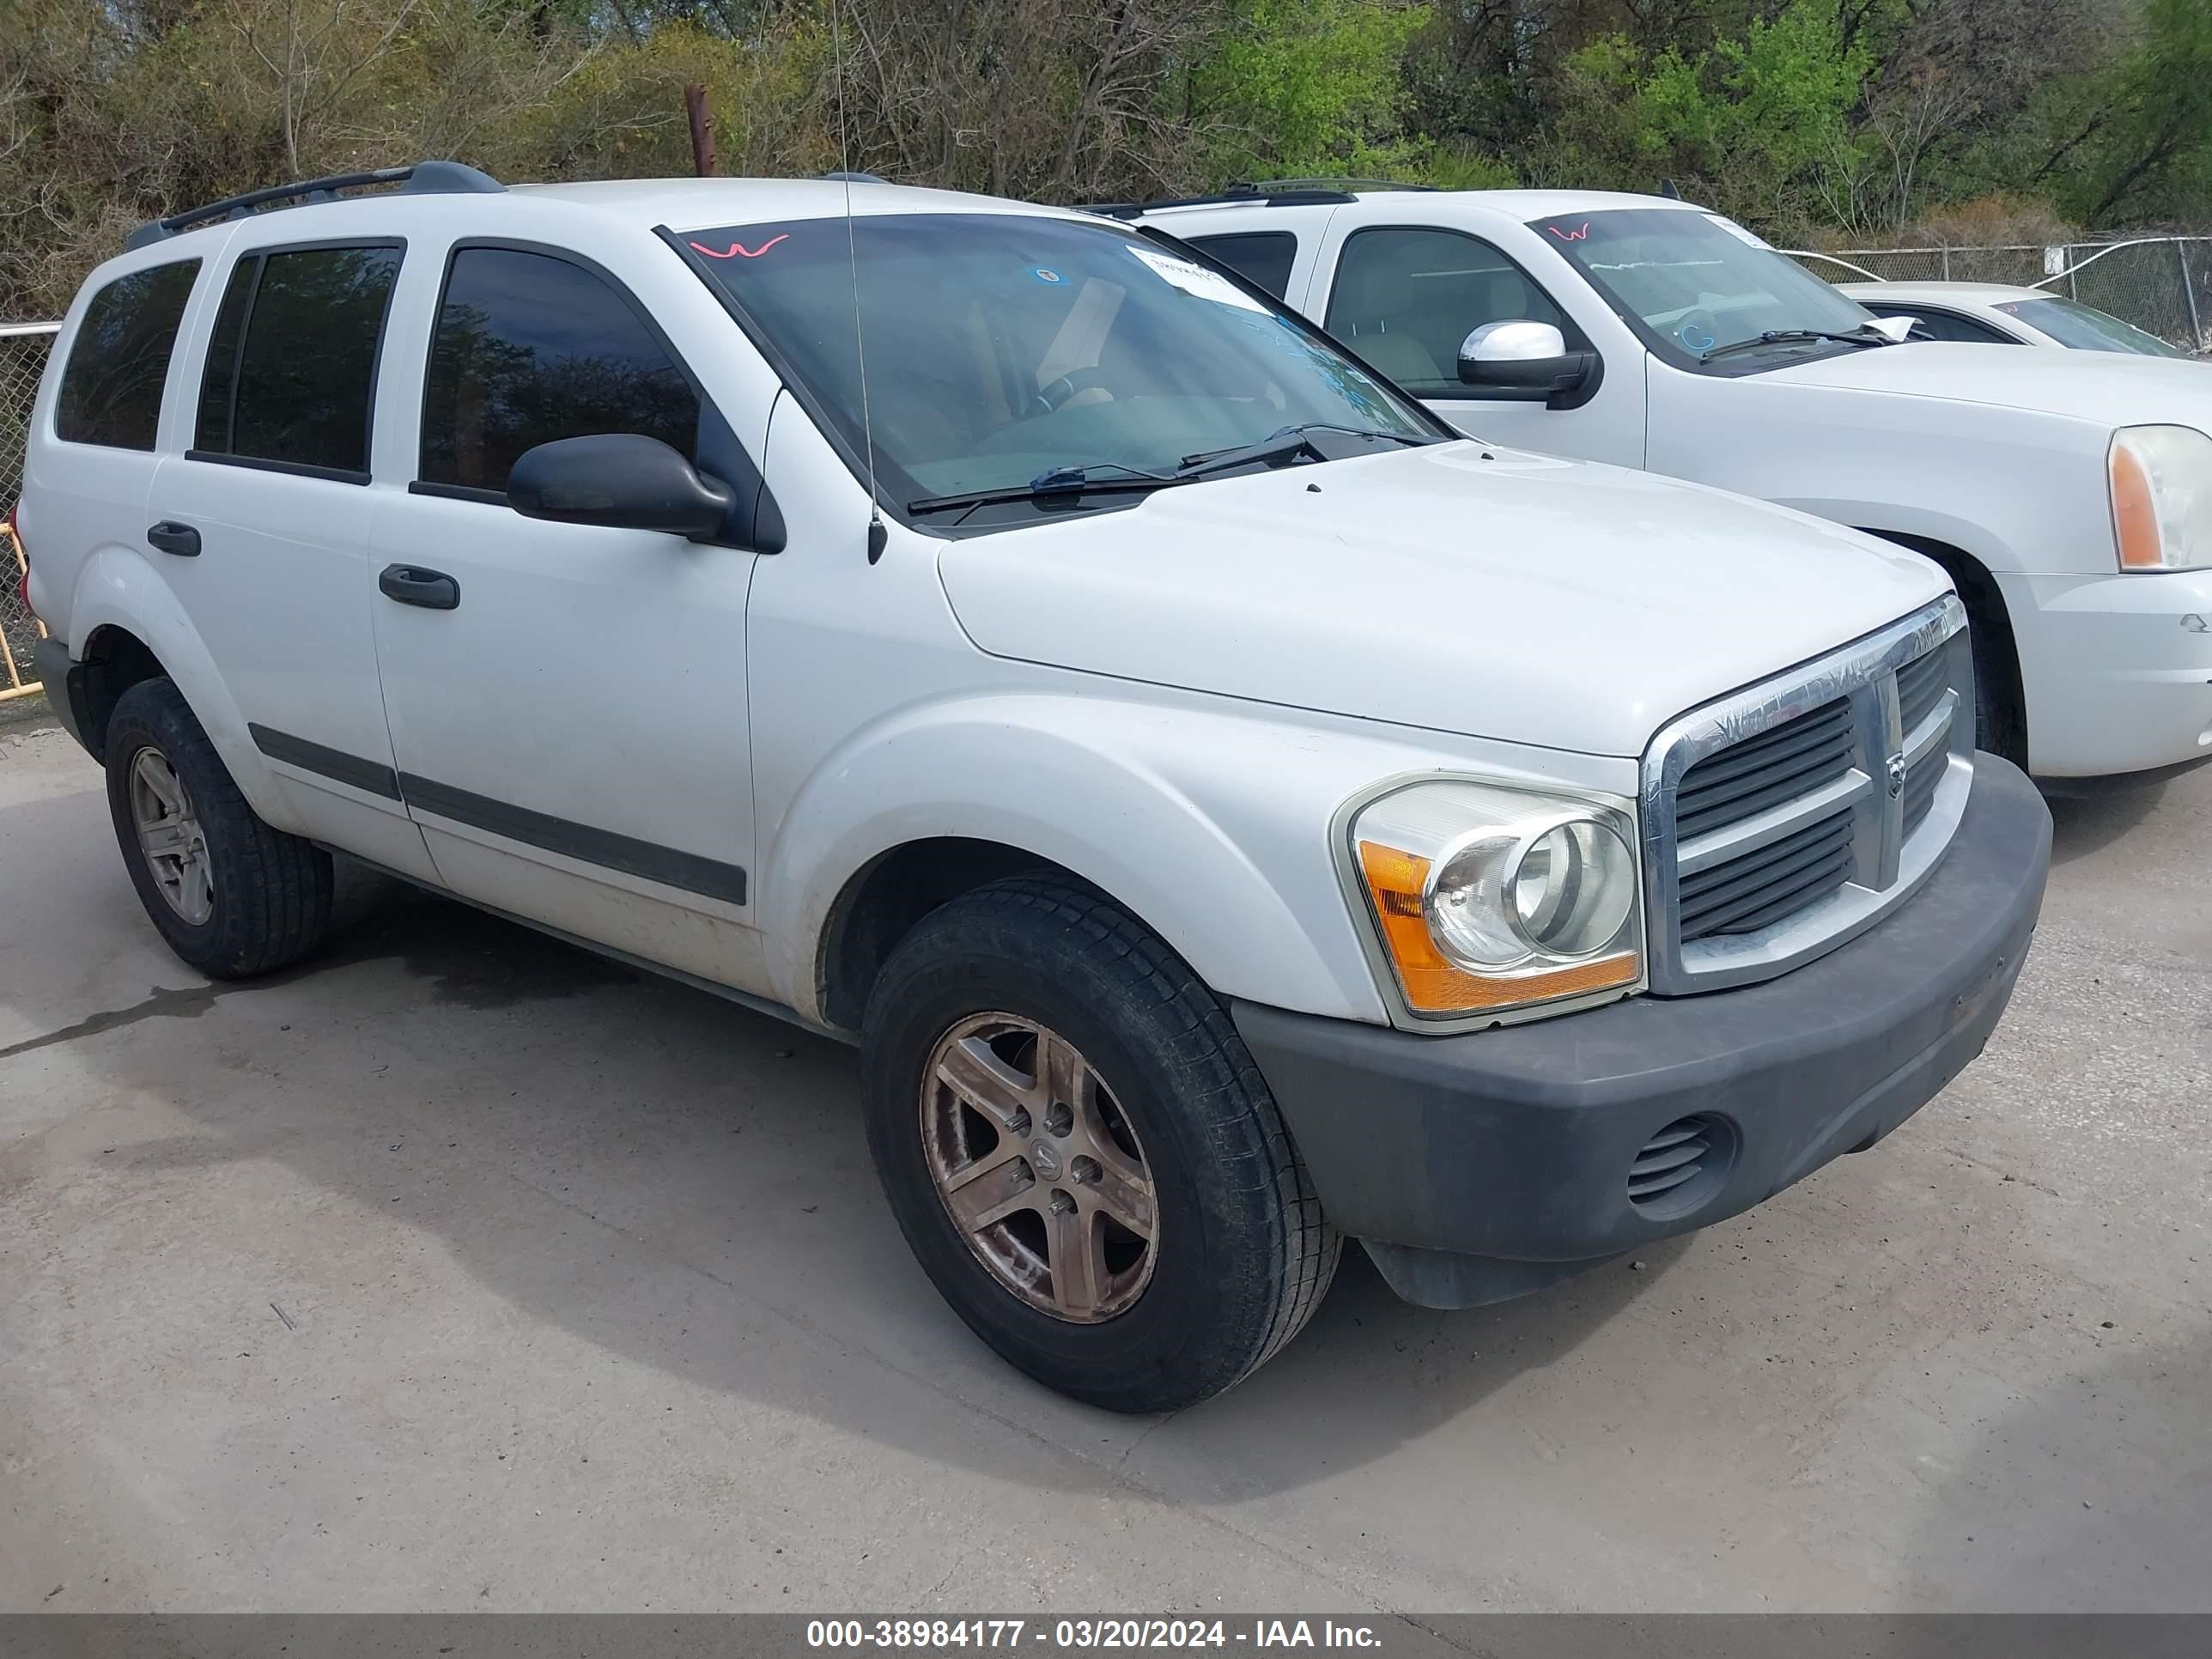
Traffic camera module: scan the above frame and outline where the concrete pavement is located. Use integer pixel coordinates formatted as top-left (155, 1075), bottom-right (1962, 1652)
top-left (3, 725), bottom-right (2207, 1613)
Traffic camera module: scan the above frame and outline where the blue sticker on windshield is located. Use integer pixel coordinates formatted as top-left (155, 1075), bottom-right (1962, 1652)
top-left (1677, 321), bottom-right (1717, 352)
top-left (1031, 267), bottom-right (1063, 285)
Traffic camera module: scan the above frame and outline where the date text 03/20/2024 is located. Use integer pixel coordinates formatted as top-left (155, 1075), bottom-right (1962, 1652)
top-left (805, 1620), bottom-right (1383, 1650)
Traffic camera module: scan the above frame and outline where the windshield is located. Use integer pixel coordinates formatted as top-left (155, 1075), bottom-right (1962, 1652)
top-left (1530, 208), bottom-right (1879, 367)
top-left (1995, 295), bottom-right (2186, 358)
top-left (680, 212), bottom-right (1435, 520)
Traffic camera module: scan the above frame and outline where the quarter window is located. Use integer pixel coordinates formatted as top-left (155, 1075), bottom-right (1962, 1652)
top-left (195, 244), bottom-right (403, 477)
top-left (56, 260), bottom-right (202, 451)
top-left (418, 247), bottom-right (700, 495)
top-left (1326, 228), bottom-right (1571, 395)
top-left (1185, 233), bottom-right (1298, 301)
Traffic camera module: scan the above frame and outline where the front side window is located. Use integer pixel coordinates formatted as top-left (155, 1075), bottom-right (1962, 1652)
top-left (56, 260), bottom-right (201, 451)
top-left (195, 244), bottom-right (402, 477)
top-left (419, 247), bottom-right (702, 495)
top-left (682, 213), bottom-right (1435, 525)
top-left (1325, 228), bottom-right (1572, 396)
top-left (1534, 209), bottom-right (1881, 370)
top-left (1996, 296), bottom-right (2185, 357)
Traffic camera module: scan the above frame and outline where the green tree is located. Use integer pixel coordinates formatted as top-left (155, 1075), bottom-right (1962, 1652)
top-left (1190, 0), bottom-right (1431, 183)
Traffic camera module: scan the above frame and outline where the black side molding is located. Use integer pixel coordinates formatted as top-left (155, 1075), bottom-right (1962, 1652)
top-left (399, 773), bottom-right (748, 906)
top-left (246, 726), bottom-right (747, 907)
top-left (250, 723), bottom-right (402, 799)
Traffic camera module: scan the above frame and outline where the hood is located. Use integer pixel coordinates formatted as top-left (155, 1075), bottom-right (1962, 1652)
top-left (934, 443), bottom-right (1948, 758)
top-left (1764, 341), bottom-right (2212, 428)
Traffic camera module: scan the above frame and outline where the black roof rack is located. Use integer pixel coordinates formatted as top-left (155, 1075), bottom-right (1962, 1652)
top-left (1249, 177), bottom-right (1439, 196)
top-left (1078, 178), bottom-right (1436, 221)
top-left (125, 160), bottom-right (504, 251)
top-left (823, 170), bottom-right (887, 184)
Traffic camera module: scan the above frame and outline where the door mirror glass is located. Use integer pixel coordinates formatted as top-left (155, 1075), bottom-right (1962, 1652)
top-left (507, 434), bottom-right (735, 538)
top-left (1457, 320), bottom-right (1590, 393)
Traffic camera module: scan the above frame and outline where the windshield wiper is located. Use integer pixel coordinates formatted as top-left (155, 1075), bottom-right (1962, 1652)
top-left (908, 462), bottom-right (1183, 519)
top-left (1174, 422), bottom-right (1431, 481)
top-left (1701, 325), bottom-right (1893, 363)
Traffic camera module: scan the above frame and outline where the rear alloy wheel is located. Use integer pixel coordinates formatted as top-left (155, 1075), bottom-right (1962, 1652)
top-left (863, 876), bottom-right (1340, 1413)
top-left (127, 746), bottom-right (216, 926)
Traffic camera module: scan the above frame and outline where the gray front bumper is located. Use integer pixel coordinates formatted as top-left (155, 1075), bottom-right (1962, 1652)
top-left (1233, 757), bottom-right (2052, 1309)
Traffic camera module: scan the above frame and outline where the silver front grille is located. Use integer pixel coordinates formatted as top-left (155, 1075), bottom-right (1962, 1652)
top-left (1641, 596), bottom-right (1973, 995)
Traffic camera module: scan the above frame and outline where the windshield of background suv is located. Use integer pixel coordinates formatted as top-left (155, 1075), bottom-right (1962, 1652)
top-left (1530, 208), bottom-right (1880, 367)
top-left (680, 213), bottom-right (1436, 520)
top-left (1996, 295), bottom-right (2186, 357)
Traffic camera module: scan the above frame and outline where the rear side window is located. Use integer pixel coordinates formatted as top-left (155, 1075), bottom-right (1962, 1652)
top-left (195, 244), bottom-right (403, 479)
top-left (418, 247), bottom-right (700, 495)
top-left (1185, 233), bottom-right (1298, 300)
top-left (56, 260), bottom-right (202, 451)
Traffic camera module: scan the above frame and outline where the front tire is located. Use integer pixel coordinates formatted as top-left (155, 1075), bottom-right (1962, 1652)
top-left (104, 678), bottom-right (333, 979)
top-left (861, 877), bottom-right (1339, 1412)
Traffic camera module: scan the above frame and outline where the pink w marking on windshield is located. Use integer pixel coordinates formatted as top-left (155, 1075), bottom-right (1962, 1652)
top-left (690, 234), bottom-right (790, 259)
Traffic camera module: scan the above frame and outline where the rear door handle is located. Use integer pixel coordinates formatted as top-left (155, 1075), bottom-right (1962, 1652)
top-left (378, 564), bottom-right (460, 611)
top-left (147, 520), bottom-right (201, 557)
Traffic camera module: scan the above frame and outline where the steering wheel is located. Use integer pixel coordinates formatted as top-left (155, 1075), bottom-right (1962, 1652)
top-left (1034, 368), bottom-right (1115, 415)
top-left (1673, 309), bottom-right (1721, 355)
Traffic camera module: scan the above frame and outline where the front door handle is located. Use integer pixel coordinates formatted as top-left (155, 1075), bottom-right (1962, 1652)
top-left (147, 520), bottom-right (201, 557)
top-left (378, 564), bottom-right (460, 611)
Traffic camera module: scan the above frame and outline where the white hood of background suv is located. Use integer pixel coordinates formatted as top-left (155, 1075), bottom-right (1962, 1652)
top-left (935, 443), bottom-right (1948, 757)
top-left (1765, 341), bottom-right (2212, 428)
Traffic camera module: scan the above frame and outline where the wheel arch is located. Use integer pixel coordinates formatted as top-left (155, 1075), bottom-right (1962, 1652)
top-left (1856, 527), bottom-right (2027, 763)
top-left (759, 696), bottom-right (1395, 1035)
top-left (63, 549), bottom-right (277, 814)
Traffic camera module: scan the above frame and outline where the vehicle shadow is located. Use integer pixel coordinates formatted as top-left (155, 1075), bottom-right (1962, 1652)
top-left (30, 843), bottom-right (1681, 1500)
top-left (2043, 781), bottom-right (2166, 866)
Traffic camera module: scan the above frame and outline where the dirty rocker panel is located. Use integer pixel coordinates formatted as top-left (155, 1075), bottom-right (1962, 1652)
top-left (247, 725), bottom-right (746, 905)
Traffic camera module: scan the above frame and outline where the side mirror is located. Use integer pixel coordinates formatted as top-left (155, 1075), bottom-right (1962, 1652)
top-left (1457, 320), bottom-right (1593, 394)
top-left (1864, 314), bottom-right (1917, 344)
top-left (507, 434), bottom-right (735, 538)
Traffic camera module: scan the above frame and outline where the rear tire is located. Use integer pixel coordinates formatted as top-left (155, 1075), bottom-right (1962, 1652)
top-left (861, 877), bottom-right (1339, 1412)
top-left (104, 678), bottom-right (333, 979)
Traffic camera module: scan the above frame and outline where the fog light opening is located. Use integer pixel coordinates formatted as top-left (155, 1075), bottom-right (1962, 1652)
top-left (1626, 1114), bottom-right (1736, 1218)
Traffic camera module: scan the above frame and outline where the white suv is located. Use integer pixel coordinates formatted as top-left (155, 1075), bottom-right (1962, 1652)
top-left (1130, 185), bottom-right (2212, 787)
top-left (21, 164), bottom-right (2049, 1409)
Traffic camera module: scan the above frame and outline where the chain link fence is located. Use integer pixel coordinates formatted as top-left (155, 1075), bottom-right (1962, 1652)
top-left (1792, 237), bottom-right (2211, 354)
top-left (3, 325), bottom-right (58, 701)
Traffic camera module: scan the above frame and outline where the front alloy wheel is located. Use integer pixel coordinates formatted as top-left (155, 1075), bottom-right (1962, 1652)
top-left (922, 1013), bottom-right (1158, 1322)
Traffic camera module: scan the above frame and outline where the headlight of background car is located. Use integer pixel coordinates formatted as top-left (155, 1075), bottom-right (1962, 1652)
top-left (2110, 425), bottom-right (2212, 572)
top-left (1347, 780), bottom-right (1643, 1020)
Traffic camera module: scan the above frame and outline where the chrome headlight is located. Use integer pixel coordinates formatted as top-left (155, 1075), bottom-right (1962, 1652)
top-left (2110, 424), bottom-right (2212, 572)
top-left (1344, 779), bottom-right (1643, 1024)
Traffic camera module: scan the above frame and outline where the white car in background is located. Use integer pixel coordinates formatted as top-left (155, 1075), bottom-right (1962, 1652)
top-left (1127, 185), bottom-right (2212, 787)
top-left (1837, 279), bottom-right (2198, 358)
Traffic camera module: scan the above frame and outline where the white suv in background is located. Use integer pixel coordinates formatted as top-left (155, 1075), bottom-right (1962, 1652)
top-left (21, 165), bottom-right (2049, 1409)
top-left (1129, 185), bottom-right (2212, 787)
